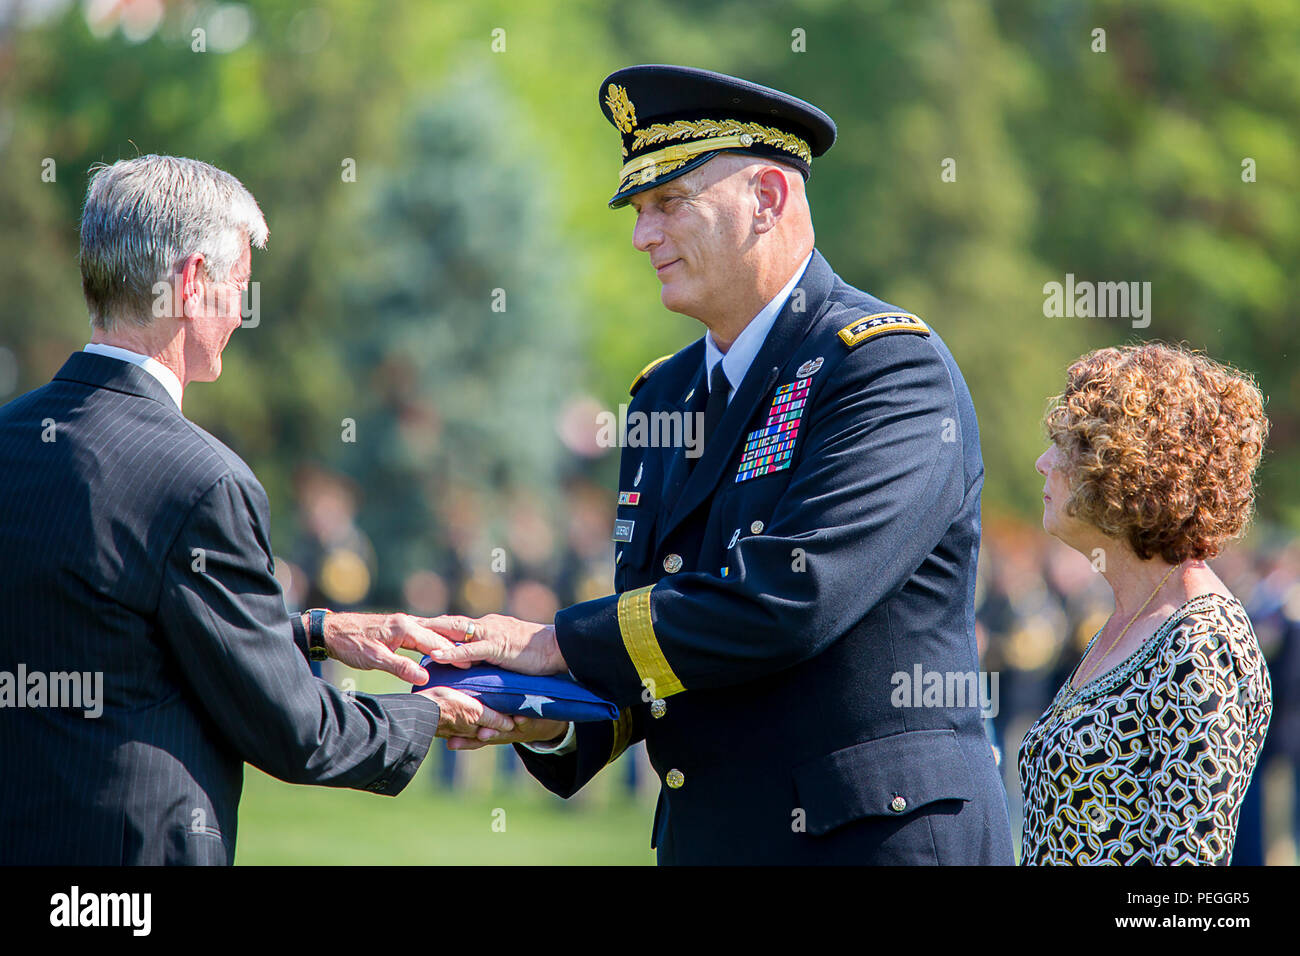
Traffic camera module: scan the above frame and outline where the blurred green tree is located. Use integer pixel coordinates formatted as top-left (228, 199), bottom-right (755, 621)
top-left (1, 0), bottom-right (1295, 538)
top-left (335, 70), bottom-right (584, 603)
top-left (993, 0), bottom-right (1300, 525)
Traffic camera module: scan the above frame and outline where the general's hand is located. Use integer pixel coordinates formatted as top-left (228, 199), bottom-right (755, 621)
top-left (318, 611), bottom-right (462, 684)
top-left (423, 614), bottom-right (567, 675)
top-left (418, 685), bottom-right (517, 739)
top-left (445, 716), bottom-right (569, 752)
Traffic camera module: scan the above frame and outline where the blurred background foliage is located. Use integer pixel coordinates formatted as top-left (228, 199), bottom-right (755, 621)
top-left (1, 0), bottom-right (1297, 863)
top-left (2, 0), bottom-right (1296, 531)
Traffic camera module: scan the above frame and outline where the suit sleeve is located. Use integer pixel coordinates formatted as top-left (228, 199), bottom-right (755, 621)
top-left (514, 706), bottom-right (645, 798)
top-left (555, 336), bottom-right (968, 708)
top-left (288, 611), bottom-right (310, 660)
top-left (155, 472), bottom-right (440, 794)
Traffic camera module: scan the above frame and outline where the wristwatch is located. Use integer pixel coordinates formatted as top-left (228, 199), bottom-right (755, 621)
top-left (306, 608), bottom-right (331, 662)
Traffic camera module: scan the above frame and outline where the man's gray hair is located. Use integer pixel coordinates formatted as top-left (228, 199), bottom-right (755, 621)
top-left (79, 154), bottom-right (268, 331)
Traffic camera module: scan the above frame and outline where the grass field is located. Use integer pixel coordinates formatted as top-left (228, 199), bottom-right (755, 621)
top-left (235, 746), bottom-right (659, 865)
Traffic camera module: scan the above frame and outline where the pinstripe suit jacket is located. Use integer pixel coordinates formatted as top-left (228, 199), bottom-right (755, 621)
top-left (0, 352), bottom-right (440, 865)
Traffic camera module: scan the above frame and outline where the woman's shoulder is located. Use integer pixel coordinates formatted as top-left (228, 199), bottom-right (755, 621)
top-left (1143, 590), bottom-right (1273, 742)
top-left (1165, 590), bottom-right (1253, 635)
top-left (1151, 591), bottom-right (1268, 684)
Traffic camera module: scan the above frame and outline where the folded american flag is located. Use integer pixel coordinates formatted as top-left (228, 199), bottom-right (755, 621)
top-left (412, 658), bottom-right (619, 722)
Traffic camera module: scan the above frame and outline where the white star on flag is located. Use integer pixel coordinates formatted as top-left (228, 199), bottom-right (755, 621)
top-left (519, 694), bottom-right (553, 715)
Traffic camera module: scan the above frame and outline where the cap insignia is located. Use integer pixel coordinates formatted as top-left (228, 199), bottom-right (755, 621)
top-left (606, 83), bottom-right (638, 135)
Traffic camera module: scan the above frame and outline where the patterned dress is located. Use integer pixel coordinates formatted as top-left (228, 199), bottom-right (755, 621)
top-left (1018, 593), bottom-right (1271, 864)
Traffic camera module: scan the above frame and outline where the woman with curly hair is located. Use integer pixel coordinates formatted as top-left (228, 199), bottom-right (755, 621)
top-left (1018, 342), bottom-right (1272, 864)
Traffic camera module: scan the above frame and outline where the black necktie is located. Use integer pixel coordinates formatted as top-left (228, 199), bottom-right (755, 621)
top-left (702, 362), bottom-right (731, 456)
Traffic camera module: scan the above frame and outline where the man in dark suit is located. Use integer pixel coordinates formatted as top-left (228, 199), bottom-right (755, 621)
top-left (430, 66), bottom-right (1015, 864)
top-left (0, 155), bottom-right (512, 865)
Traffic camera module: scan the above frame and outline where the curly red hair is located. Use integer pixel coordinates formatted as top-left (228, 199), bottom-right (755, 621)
top-left (1044, 343), bottom-right (1268, 564)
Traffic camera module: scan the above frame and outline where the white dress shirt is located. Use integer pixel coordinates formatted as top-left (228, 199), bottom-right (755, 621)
top-left (525, 253), bottom-right (814, 757)
top-left (83, 343), bottom-right (184, 412)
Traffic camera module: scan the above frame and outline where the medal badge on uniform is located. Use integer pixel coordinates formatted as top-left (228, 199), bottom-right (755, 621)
top-left (734, 359), bottom-right (822, 482)
top-left (796, 356), bottom-right (823, 378)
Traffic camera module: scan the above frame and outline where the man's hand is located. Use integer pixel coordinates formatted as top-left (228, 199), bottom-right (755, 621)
top-left (319, 611), bottom-right (463, 684)
top-left (418, 686), bottom-right (517, 739)
top-left (422, 614), bottom-right (567, 675)
top-left (445, 716), bottom-right (569, 752)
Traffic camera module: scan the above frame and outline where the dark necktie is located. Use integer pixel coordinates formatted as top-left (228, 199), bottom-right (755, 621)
top-left (701, 362), bottom-right (731, 457)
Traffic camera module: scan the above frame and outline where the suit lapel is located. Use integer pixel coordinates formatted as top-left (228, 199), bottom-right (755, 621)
top-left (658, 250), bottom-right (836, 542)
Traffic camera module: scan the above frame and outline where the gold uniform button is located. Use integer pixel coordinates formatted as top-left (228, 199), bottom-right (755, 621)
top-left (663, 553), bottom-right (683, 574)
top-left (666, 769), bottom-right (685, 789)
top-left (890, 795), bottom-right (907, 813)
top-left (750, 520), bottom-right (764, 534)
top-left (650, 698), bottom-right (667, 719)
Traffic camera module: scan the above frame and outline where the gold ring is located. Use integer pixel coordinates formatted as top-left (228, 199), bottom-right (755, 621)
top-left (465, 621), bottom-right (477, 639)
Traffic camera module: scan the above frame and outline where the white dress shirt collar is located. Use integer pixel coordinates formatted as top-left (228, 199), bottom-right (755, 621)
top-left (83, 343), bottom-right (184, 412)
top-left (704, 251), bottom-right (813, 401)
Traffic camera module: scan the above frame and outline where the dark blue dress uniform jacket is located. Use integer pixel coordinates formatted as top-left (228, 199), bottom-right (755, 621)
top-left (518, 250), bottom-right (1014, 864)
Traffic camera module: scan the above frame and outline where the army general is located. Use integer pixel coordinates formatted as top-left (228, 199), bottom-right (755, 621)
top-left (431, 65), bottom-right (1015, 865)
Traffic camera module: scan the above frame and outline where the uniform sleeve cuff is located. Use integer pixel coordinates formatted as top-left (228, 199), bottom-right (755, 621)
top-left (555, 594), bottom-right (645, 706)
top-left (557, 586), bottom-right (687, 707)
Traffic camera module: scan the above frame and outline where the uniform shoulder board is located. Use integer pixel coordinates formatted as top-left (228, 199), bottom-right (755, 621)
top-left (629, 354), bottom-right (673, 396)
top-left (837, 312), bottom-right (930, 349)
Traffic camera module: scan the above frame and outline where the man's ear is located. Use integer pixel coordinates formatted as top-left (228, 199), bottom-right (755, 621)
top-left (177, 253), bottom-right (207, 319)
top-left (753, 165), bottom-right (791, 234)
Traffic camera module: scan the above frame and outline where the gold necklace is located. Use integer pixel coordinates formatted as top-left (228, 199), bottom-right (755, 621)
top-left (1047, 562), bottom-right (1180, 727)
